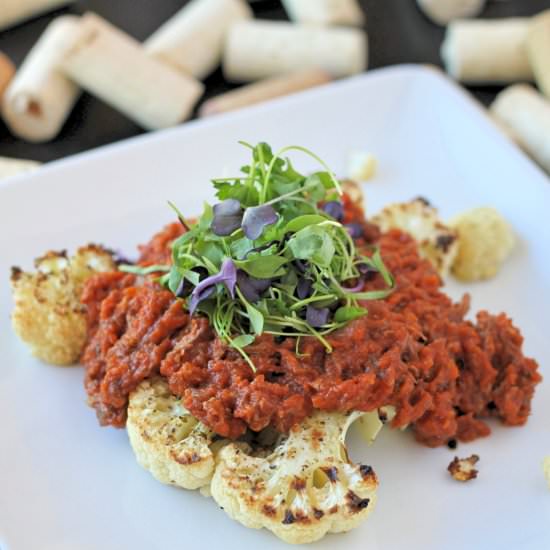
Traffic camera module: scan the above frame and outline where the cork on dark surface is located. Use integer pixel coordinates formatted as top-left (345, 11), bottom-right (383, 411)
top-left (0, 0), bottom-right (547, 162)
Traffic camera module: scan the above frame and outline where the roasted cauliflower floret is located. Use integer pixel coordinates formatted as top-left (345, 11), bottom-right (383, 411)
top-left (449, 207), bottom-right (515, 281)
top-left (447, 454), bottom-right (480, 482)
top-left (347, 151), bottom-right (377, 181)
top-left (357, 406), bottom-right (397, 444)
top-left (127, 378), bottom-right (223, 490)
top-left (341, 179), bottom-right (365, 209)
top-left (372, 198), bottom-right (459, 278)
top-left (10, 245), bottom-right (116, 365)
top-left (210, 411), bottom-right (378, 545)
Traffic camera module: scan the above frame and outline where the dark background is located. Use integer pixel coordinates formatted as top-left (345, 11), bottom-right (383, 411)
top-left (0, 0), bottom-right (548, 163)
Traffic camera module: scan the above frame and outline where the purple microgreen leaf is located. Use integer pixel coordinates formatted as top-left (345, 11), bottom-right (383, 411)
top-left (219, 258), bottom-right (237, 298)
top-left (175, 277), bottom-right (191, 298)
top-left (322, 201), bottom-right (344, 221)
top-left (237, 270), bottom-right (271, 303)
top-left (175, 267), bottom-right (208, 298)
top-left (293, 259), bottom-right (309, 274)
top-left (242, 204), bottom-right (278, 240)
top-left (211, 199), bottom-right (243, 236)
top-left (296, 277), bottom-right (313, 299)
top-left (346, 223), bottom-right (364, 239)
top-left (112, 249), bottom-right (135, 265)
top-left (306, 306), bottom-right (330, 328)
top-left (188, 285), bottom-right (216, 315)
top-left (188, 259), bottom-right (237, 314)
top-left (358, 262), bottom-right (378, 275)
top-left (358, 262), bottom-right (379, 282)
top-left (342, 275), bottom-right (366, 293)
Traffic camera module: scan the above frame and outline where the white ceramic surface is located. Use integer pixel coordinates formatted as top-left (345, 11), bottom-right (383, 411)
top-left (1, 65), bottom-right (549, 550)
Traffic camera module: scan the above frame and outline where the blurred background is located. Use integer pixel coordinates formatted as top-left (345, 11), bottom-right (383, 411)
top-left (0, 0), bottom-right (548, 164)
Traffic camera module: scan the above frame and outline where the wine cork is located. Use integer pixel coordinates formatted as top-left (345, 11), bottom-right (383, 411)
top-left (416, 0), bottom-right (485, 26)
top-left (441, 18), bottom-right (533, 83)
top-left (490, 84), bottom-right (550, 173)
top-left (0, 52), bottom-right (16, 99)
top-left (1, 16), bottom-right (81, 143)
top-left (0, 0), bottom-right (75, 32)
top-left (281, 0), bottom-right (364, 26)
top-left (526, 10), bottom-right (550, 98)
top-left (60, 13), bottom-right (204, 131)
top-left (199, 69), bottom-right (331, 117)
top-left (145, 0), bottom-right (252, 80)
top-left (223, 20), bottom-right (367, 83)
top-left (0, 156), bottom-right (40, 179)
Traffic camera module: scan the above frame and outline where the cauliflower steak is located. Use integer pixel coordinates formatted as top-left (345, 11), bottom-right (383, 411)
top-left (210, 411), bottom-right (378, 544)
top-left (127, 377), bottom-right (224, 490)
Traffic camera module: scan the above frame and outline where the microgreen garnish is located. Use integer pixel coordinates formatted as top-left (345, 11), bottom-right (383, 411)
top-left (188, 258), bottom-right (237, 314)
top-left (321, 201), bottom-right (344, 221)
top-left (211, 199), bottom-right (243, 236)
top-left (241, 204), bottom-right (278, 240)
top-left (121, 142), bottom-right (394, 370)
top-left (346, 222), bottom-right (364, 239)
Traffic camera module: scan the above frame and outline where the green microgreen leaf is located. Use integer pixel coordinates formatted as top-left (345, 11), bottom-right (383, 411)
top-left (284, 214), bottom-right (327, 233)
top-left (349, 288), bottom-right (395, 301)
top-left (168, 268), bottom-right (184, 294)
top-left (119, 264), bottom-right (170, 275)
top-left (167, 200), bottom-right (190, 229)
top-left (230, 237), bottom-right (254, 260)
top-left (230, 334), bottom-right (255, 348)
top-left (288, 225), bottom-right (335, 267)
top-left (334, 306), bottom-right (369, 323)
top-left (245, 302), bottom-right (264, 335)
top-left (235, 256), bottom-right (288, 278)
top-left (195, 241), bottom-right (225, 267)
top-left (304, 174), bottom-right (326, 202)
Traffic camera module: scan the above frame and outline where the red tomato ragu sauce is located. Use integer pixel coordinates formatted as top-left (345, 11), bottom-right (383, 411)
top-left (81, 199), bottom-right (541, 447)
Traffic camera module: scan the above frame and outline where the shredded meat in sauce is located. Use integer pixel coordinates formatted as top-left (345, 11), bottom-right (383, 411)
top-left (81, 197), bottom-right (541, 446)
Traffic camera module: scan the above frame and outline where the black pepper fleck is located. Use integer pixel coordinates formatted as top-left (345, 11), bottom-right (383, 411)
top-left (414, 196), bottom-right (431, 207)
top-left (359, 464), bottom-right (374, 478)
top-left (282, 510), bottom-right (296, 525)
top-left (436, 234), bottom-right (456, 253)
top-left (322, 467), bottom-right (338, 482)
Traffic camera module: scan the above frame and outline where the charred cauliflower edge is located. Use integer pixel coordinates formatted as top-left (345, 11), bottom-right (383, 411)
top-left (127, 377), bottom-right (384, 544)
top-left (210, 410), bottom-right (378, 545)
top-left (127, 377), bottom-right (226, 490)
top-left (10, 244), bottom-right (116, 365)
top-left (372, 200), bottom-right (515, 282)
top-left (372, 198), bottom-right (459, 278)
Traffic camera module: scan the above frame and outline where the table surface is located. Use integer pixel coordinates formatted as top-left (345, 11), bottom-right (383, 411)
top-left (0, 0), bottom-right (547, 163)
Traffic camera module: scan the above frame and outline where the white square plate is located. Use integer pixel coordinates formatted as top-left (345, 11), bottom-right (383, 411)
top-left (1, 65), bottom-right (549, 550)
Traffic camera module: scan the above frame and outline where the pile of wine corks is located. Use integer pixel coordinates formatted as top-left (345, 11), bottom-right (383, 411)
top-left (1, 1), bottom-right (548, 176)
top-left (418, 0), bottom-right (550, 174)
top-left (0, 0), bottom-right (367, 146)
